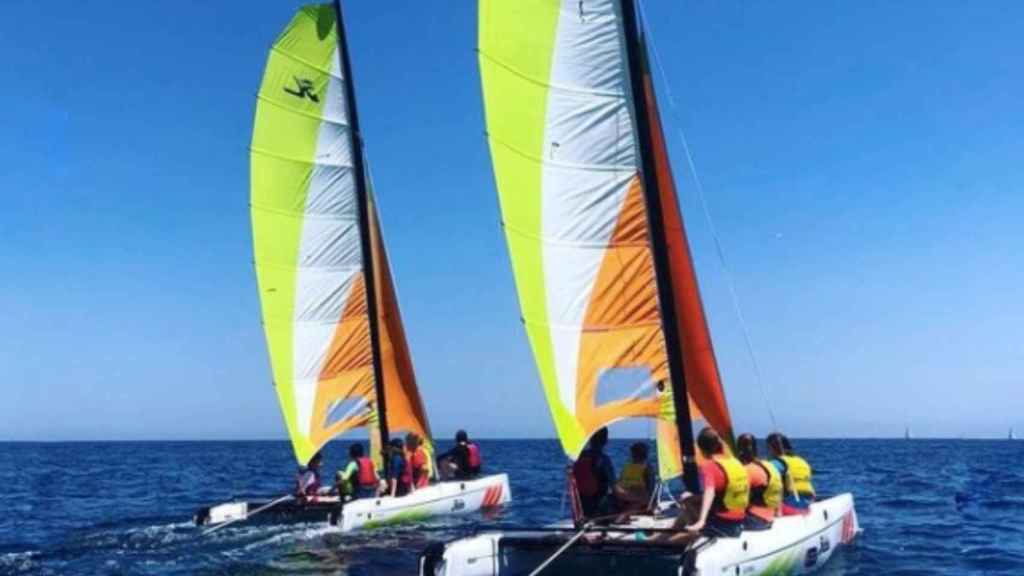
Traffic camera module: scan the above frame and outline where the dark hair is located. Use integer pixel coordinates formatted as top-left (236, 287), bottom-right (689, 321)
top-left (390, 437), bottom-right (404, 450)
top-left (590, 427), bottom-right (609, 449)
top-left (736, 433), bottom-right (758, 463)
top-left (406, 433), bottom-right (421, 449)
top-left (766, 432), bottom-right (789, 456)
top-left (349, 443), bottom-right (364, 459)
top-left (455, 430), bottom-right (468, 443)
top-left (630, 442), bottom-right (648, 461)
top-left (696, 427), bottom-right (723, 456)
top-left (308, 451), bottom-right (323, 466)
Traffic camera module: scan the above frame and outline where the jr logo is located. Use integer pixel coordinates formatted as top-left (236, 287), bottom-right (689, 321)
top-left (284, 77), bottom-right (319, 102)
top-left (451, 499), bottom-right (466, 512)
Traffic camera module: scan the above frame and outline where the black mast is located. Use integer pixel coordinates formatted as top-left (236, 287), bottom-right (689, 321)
top-left (620, 0), bottom-right (700, 493)
top-left (332, 0), bottom-right (390, 451)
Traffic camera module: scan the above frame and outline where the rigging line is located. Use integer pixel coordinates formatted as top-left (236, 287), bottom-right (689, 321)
top-left (637, 0), bottom-right (779, 430)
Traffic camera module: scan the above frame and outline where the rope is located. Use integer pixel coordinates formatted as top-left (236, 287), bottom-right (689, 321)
top-left (636, 0), bottom-right (779, 430)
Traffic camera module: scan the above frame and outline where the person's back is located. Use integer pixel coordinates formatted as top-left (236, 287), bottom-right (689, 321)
top-left (338, 443), bottom-right (379, 500)
top-left (767, 433), bottom-right (815, 515)
top-left (615, 442), bottom-right (654, 512)
top-left (387, 439), bottom-right (412, 497)
top-left (295, 452), bottom-right (324, 502)
top-left (736, 434), bottom-right (781, 530)
top-left (406, 433), bottom-right (431, 489)
top-left (441, 430), bottom-right (480, 480)
top-left (572, 428), bottom-right (614, 518)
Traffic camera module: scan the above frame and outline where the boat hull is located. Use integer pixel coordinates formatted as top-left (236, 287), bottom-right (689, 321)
top-left (195, 473), bottom-right (511, 532)
top-left (420, 493), bottom-right (858, 576)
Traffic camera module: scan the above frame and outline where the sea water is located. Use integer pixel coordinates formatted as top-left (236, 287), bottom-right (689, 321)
top-left (1, 439), bottom-right (1022, 575)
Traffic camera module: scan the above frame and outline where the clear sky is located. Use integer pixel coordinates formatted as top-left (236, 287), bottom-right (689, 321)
top-left (2, 1), bottom-right (1021, 441)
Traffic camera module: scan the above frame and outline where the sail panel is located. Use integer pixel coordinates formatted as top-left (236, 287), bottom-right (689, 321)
top-left (252, 5), bottom-right (372, 465)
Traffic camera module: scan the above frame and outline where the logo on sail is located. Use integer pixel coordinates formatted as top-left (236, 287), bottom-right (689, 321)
top-left (284, 77), bottom-right (319, 102)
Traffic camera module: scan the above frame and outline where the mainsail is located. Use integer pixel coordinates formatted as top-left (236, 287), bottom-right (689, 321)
top-left (251, 3), bottom-right (431, 466)
top-left (478, 0), bottom-right (732, 488)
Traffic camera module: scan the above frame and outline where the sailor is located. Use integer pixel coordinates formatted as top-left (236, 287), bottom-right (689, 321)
top-left (614, 441), bottom-right (656, 512)
top-left (438, 430), bottom-right (482, 480)
top-left (736, 433), bottom-right (783, 530)
top-left (572, 427), bottom-right (616, 518)
top-left (295, 451), bottom-right (324, 502)
top-left (767, 433), bottom-right (816, 515)
top-left (336, 443), bottom-right (379, 500)
top-left (406, 433), bottom-right (432, 489)
top-left (680, 427), bottom-right (749, 538)
top-left (386, 437), bottom-right (413, 497)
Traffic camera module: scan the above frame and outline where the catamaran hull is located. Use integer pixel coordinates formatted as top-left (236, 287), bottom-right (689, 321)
top-left (420, 493), bottom-right (858, 576)
top-left (195, 473), bottom-right (511, 532)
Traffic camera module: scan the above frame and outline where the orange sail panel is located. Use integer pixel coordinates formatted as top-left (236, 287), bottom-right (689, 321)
top-left (640, 54), bottom-right (734, 445)
top-left (368, 190), bottom-right (433, 453)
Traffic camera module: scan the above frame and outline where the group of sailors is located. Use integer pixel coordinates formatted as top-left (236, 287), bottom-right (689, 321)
top-left (294, 429), bottom-right (483, 502)
top-left (572, 426), bottom-right (816, 540)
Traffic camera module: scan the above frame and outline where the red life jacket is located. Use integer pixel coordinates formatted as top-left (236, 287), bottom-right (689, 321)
top-left (356, 457), bottom-right (377, 488)
top-left (572, 452), bottom-right (601, 498)
top-left (396, 453), bottom-right (413, 486)
top-left (467, 443), bottom-right (482, 469)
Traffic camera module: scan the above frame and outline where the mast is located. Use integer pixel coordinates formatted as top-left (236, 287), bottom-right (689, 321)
top-left (620, 0), bottom-right (700, 493)
top-left (332, 0), bottom-right (390, 450)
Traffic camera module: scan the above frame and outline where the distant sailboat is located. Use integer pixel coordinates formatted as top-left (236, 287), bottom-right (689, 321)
top-left (1011, 428), bottom-right (1016, 441)
top-left (905, 427), bottom-right (912, 440)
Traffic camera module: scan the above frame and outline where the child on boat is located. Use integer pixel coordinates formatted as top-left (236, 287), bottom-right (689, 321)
top-left (736, 434), bottom-right (783, 530)
top-left (614, 442), bottom-right (655, 512)
top-left (767, 433), bottom-right (816, 515)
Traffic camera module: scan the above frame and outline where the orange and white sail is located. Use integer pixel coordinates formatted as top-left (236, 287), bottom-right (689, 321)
top-left (251, 4), bottom-right (430, 465)
top-left (478, 0), bottom-right (732, 482)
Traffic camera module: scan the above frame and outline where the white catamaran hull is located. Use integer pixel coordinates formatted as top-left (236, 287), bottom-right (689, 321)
top-left (421, 493), bottom-right (858, 576)
top-left (198, 474), bottom-right (511, 532)
top-left (339, 473), bottom-right (511, 531)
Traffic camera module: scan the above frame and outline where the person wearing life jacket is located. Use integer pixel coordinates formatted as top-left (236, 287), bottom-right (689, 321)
top-left (767, 432), bottom-right (816, 515)
top-left (295, 451), bottom-right (324, 502)
top-left (386, 437), bottom-right (413, 497)
top-left (572, 427), bottom-right (616, 518)
top-left (614, 442), bottom-right (656, 512)
top-left (736, 433), bottom-right (783, 531)
top-left (679, 427), bottom-right (749, 539)
top-left (405, 433), bottom-right (432, 490)
top-left (439, 430), bottom-right (482, 480)
top-left (336, 443), bottom-right (379, 500)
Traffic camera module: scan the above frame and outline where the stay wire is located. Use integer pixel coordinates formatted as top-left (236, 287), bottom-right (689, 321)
top-left (636, 0), bottom-right (779, 431)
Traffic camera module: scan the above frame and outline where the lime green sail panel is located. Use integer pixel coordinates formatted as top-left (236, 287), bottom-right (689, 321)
top-left (251, 5), bottom-right (369, 465)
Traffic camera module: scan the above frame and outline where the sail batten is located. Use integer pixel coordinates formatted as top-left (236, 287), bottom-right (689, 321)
top-left (252, 3), bottom-right (432, 465)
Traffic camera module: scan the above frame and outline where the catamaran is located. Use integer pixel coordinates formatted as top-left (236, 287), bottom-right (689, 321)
top-left (421, 0), bottom-right (857, 573)
top-left (194, 1), bottom-right (509, 532)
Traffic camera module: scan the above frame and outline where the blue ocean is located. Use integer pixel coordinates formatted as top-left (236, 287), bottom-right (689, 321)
top-left (1, 439), bottom-right (1022, 575)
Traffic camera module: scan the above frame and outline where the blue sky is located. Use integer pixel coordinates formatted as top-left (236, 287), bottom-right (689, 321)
top-left (1, 1), bottom-right (1020, 441)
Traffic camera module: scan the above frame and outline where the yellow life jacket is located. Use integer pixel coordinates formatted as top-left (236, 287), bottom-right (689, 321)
top-left (618, 462), bottom-right (648, 491)
top-left (779, 454), bottom-right (816, 498)
top-left (754, 460), bottom-right (784, 509)
top-left (712, 455), bottom-right (750, 512)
